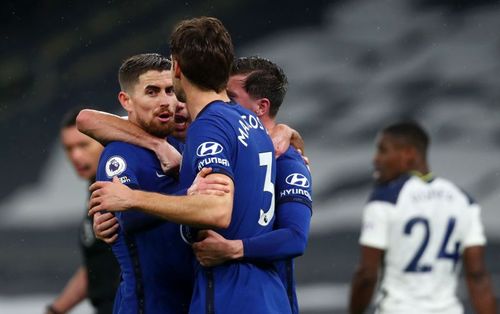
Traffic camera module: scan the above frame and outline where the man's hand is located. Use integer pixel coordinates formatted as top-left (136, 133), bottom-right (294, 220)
top-left (269, 123), bottom-right (310, 166)
top-left (89, 177), bottom-right (135, 216)
top-left (269, 124), bottom-right (292, 157)
top-left (297, 149), bottom-right (310, 168)
top-left (154, 140), bottom-right (182, 173)
top-left (192, 230), bottom-right (243, 267)
top-left (269, 124), bottom-right (305, 158)
top-left (93, 211), bottom-right (119, 244)
top-left (188, 167), bottom-right (231, 196)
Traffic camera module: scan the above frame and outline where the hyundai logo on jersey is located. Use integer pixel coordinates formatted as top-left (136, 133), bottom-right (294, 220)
top-left (196, 141), bottom-right (223, 157)
top-left (285, 173), bottom-right (310, 188)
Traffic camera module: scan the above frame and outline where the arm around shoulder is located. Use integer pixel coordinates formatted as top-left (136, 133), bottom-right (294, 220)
top-left (76, 109), bottom-right (122, 145)
top-left (269, 124), bottom-right (305, 156)
top-left (77, 109), bottom-right (180, 171)
top-left (133, 173), bottom-right (234, 228)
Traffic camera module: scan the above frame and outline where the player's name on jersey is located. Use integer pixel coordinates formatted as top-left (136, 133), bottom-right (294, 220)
top-left (237, 114), bottom-right (265, 147)
top-left (411, 189), bottom-right (454, 202)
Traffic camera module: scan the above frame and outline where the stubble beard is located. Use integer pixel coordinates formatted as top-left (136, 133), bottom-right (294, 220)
top-left (173, 80), bottom-right (187, 103)
top-left (136, 115), bottom-right (174, 139)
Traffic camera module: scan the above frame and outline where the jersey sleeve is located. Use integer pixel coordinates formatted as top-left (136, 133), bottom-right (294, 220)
top-left (243, 201), bottom-right (311, 262)
top-left (96, 143), bottom-right (140, 187)
top-left (96, 143), bottom-right (163, 233)
top-left (275, 155), bottom-right (312, 211)
top-left (462, 203), bottom-right (487, 247)
top-left (167, 136), bottom-right (185, 153)
top-left (359, 201), bottom-right (392, 249)
top-left (185, 117), bottom-right (234, 179)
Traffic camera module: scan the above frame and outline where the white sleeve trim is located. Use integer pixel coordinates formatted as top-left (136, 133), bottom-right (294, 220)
top-left (359, 201), bottom-right (393, 249)
top-left (463, 204), bottom-right (487, 247)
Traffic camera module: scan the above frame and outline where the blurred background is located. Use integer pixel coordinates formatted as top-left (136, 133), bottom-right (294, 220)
top-left (1, 0), bottom-right (500, 313)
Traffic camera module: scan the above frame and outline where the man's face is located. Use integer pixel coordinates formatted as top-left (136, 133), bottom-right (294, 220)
top-left (61, 126), bottom-right (103, 180)
top-left (173, 101), bottom-right (190, 141)
top-left (373, 133), bottom-right (410, 183)
top-left (227, 74), bottom-right (260, 115)
top-left (127, 70), bottom-right (177, 138)
top-left (171, 58), bottom-right (187, 103)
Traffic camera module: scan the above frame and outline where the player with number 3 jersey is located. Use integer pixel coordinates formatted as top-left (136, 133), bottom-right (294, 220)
top-left (88, 17), bottom-right (291, 313)
top-left (179, 100), bottom-right (289, 313)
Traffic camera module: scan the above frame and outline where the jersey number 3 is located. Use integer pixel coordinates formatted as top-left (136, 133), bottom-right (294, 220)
top-left (258, 152), bottom-right (275, 226)
top-left (404, 217), bottom-right (461, 272)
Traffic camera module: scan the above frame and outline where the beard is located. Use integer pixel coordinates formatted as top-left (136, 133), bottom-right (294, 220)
top-left (173, 80), bottom-right (187, 103)
top-left (136, 115), bottom-right (174, 138)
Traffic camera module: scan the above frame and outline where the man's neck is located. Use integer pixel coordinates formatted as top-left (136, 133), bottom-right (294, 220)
top-left (410, 159), bottom-right (430, 176)
top-left (259, 115), bottom-right (276, 132)
top-left (185, 84), bottom-right (230, 120)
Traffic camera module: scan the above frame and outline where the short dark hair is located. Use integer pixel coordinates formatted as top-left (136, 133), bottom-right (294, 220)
top-left (170, 16), bottom-right (234, 92)
top-left (231, 56), bottom-right (288, 118)
top-left (118, 53), bottom-right (171, 92)
top-left (60, 107), bottom-right (84, 129)
top-left (382, 121), bottom-right (430, 156)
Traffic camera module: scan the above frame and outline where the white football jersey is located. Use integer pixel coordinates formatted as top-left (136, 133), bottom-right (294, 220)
top-left (359, 174), bottom-right (486, 314)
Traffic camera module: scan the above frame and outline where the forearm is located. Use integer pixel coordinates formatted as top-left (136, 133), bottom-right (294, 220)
top-left (349, 268), bottom-right (377, 314)
top-left (132, 190), bottom-right (232, 229)
top-left (466, 272), bottom-right (497, 314)
top-left (244, 228), bottom-right (306, 262)
top-left (463, 246), bottom-right (497, 314)
top-left (51, 266), bottom-right (87, 313)
top-left (243, 203), bottom-right (310, 262)
top-left (76, 109), bottom-right (162, 150)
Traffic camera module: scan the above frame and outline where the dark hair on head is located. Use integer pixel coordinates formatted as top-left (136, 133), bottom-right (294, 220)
top-left (231, 56), bottom-right (288, 118)
top-left (382, 121), bottom-right (430, 156)
top-left (60, 107), bottom-right (85, 129)
top-left (170, 16), bottom-right (234, 92)
top-left (118, 53), bottom-right (171, 91)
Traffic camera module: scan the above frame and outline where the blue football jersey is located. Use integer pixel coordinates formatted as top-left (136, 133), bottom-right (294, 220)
top-left (179, 101), bottom-right (291, 314)
top-left (167, 135), bottom-right (185, 155)
top-left (97, 140), bottom-right (193, 314)
top-left (274, 147), bottom-right (312, 314)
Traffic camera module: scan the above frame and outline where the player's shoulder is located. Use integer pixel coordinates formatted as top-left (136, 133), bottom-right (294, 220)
top-left (104, 141), bottom-right (149, 156)
top-left (276, 147), bottom-right (312, 207)
top-left (278, 146), bottom-right (304, 162)
top-left (432, 176), bottom-right (476, 205)
top-left (100, 141), bottom-right (153, 173)
top-left (190, 101), bottom-right (234, 131)
top-left (197, 100), bottom-right (257, 123)
top-left (368, 174), bottom-right (412, 204)
top-left (197, 100), bottom-right (239, 119)
top-left (277, 147), bottom-right (310, 175)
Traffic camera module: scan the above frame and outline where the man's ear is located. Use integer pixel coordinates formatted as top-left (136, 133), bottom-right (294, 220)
top-left (173, 59), bottom-right (182, 79)
top-left (402, 146), bottom-right (417, 167)
top-left (256, 98), bottom-right (271, 117)
top-left (118, 91), bottom-right (132, 112)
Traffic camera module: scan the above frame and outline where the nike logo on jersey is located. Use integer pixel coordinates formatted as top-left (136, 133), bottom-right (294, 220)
top-left (156, 171), bottom-right (167, 178)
